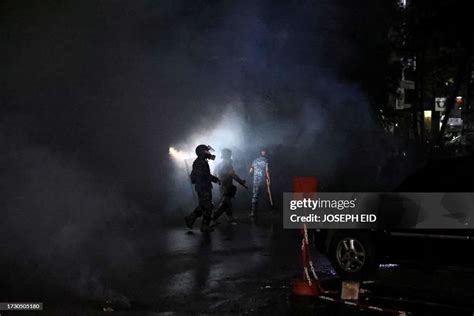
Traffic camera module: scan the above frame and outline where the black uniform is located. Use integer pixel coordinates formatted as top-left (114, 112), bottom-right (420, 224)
top-left (213, 158), bottom-right (238, 221)
top-left (185, 156), bottom-right (219, 231)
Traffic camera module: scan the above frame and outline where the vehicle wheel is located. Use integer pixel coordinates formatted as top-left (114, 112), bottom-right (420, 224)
top-left (327, 231), bottom-right (376, 280)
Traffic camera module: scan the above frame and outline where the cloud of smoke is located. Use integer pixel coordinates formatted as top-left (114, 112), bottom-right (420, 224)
top-left (0, 140), bottom-right (141, 305)
top-left (0, 0), bottom-right (406, 305)
top-left (166, 76), bottom-right (390, 213)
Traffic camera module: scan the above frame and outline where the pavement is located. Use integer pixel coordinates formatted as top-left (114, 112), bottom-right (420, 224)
top-left (4, 209), bottom-right (474, 315)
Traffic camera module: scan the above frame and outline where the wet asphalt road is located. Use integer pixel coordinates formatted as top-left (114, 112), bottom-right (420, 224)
top-left (5, 210), bottom-right (474, 315)
top-left (108, 212), bottom-right (310, 314)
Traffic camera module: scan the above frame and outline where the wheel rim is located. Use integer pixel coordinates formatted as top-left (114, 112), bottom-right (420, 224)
top-left (336, 237), bottom-right (366, 272)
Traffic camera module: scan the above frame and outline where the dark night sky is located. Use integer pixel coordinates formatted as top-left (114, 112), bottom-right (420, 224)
top-left (1, 1), bottom-right (393, 207)
top-left (0, 0), bottom-right (404, 302)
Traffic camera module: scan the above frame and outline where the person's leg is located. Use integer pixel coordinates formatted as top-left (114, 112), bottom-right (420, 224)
top-left (199, 191), bottom-right (214, 232)
top-left (184, 205), bottom-right (202, 229)
top-left (250, 182), bottom-right (261, 216)
top-left (223, 196), bottom-right (235, 222)
top-left (213, 194), bottom-right (226, 222)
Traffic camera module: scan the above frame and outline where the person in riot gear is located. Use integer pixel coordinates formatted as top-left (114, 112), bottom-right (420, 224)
top-left (249, 148), bottom-right (271, 217)
top-left (184, 144), bottom-right (220, 232)
top-left (212, 148), bottom-right (246, 224)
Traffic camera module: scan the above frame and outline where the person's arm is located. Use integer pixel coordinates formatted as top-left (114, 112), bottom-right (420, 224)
top-left (192, 160), bottom-right (219, 184)
top-left (211, 175), bottom-right (220, 184)
top-left (190, 160), bottom-right (203, 184)
top-left (231, 169), bottom-right (246, 185)
top-left (192, 160), bottom-right (206, 179)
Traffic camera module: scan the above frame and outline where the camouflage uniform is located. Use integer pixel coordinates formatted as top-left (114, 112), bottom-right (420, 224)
top-left (251, 156), bottom-right (269, 212)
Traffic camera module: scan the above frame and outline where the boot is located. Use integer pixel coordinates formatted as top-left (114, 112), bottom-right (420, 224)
top-left (184, 213), bottom-right (197, 229)
top-left (212, 209), bottom-right (224, 224)
top-left (200, 221), bottom-right (214, 233)
top-left (227, 215), bottom-right (237, 225)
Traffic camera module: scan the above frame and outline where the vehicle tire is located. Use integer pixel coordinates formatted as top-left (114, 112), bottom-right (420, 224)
top-left (327, 231), bottom-right (377, 280)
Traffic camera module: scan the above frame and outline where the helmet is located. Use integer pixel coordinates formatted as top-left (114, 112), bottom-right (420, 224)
top-left (195, 144), bottom-right (209, 157)
top-left (221, 148), bottom-right (232, 159)
top-left (195, 144), bottom-right (216, 160)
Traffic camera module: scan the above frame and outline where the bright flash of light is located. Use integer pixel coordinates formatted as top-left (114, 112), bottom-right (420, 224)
top-left (169, 146), bottom-right (193, 161)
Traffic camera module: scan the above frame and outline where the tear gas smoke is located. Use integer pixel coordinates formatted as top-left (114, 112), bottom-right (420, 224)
top-left (166, 92), bottom-right (396, 215)
top-left (0, 0), bottom-right (407, 306)
top-left (0, 145), bottom-right (140, 305)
